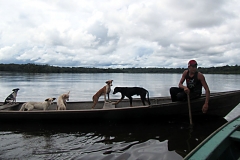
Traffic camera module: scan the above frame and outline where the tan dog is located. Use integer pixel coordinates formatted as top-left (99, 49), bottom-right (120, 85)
top-left (91, 80), bottom-right (113, 109)
top-left (19, 98), bottom-right (56, 111)
top-left (57, 91), bottom-right (70, 110)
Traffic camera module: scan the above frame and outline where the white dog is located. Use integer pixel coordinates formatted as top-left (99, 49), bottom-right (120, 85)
top-left (4, 88), bottom-right (20, 104)
top-left (19, 98), bottom-right (56, 111)
top-left (57, 91), bottom-right (70, 110)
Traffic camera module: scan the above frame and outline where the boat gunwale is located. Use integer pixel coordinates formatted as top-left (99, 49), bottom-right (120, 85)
top-left (0, 105), bottom-right (150, 113)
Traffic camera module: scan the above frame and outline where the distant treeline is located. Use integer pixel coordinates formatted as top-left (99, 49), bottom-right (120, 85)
top-left (0, 63), bottom-right (240, 74)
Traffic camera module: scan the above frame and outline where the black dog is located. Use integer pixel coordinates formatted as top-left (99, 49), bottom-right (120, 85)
top-left (113, 87), bottom-right (151, 107)
top-left (3, 88), bottom-right (20, 105)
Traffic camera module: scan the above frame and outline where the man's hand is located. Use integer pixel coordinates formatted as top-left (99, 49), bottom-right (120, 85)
top-left (202, 103), bottom-right (208, 113)
top-left (184, 87), bottom-right (190, 94)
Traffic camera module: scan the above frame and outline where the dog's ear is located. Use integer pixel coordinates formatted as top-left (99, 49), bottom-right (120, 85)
top-left (45, 98), bottom-right (49, 101)
top-left (67, 91), bottom-right (70, 95)
top-left (12, 88), bottom-right (20, 91)
top-left (53, 98), bottom-right (56, 101)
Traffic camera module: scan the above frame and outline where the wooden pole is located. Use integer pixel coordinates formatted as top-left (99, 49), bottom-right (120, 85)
top-left (187, 94), bottom-right (193, 125)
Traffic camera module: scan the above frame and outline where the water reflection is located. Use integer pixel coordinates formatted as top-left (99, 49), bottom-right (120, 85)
top-left (0, 117), bottom-right (227, 159)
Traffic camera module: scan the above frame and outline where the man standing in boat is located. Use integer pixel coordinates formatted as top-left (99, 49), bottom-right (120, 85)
top-left (170, 60), bottom-right (210, 113)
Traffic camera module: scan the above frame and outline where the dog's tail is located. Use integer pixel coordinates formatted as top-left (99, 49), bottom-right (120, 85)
top-left (146, 91), bottom-right (151, 105)
top-left (19, 103), bottom-right (26, 111)
top-left (3, 97), bottom-right (9, 105)
top-left (3, 100), bottom-right (7, 105)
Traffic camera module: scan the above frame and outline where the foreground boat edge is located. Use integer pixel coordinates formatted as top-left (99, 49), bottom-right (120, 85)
top-left (184, 115), bottom-right (240, 159)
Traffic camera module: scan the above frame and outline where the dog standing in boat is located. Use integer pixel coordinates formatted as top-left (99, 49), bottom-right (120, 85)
top-left (57, 91), bottom-right (70, 110)
top-left (19, 98), bottom-right (56, 111)
top-left (113, 87), bottom-right (151, 107)
top-left (3, 88), bottom-right (20, 105)
top-left (91, 80), bottom-right (113, 109)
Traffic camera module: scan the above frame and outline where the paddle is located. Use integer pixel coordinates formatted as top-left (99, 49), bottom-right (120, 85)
top-left (187, 94), bottom-right (193, 126)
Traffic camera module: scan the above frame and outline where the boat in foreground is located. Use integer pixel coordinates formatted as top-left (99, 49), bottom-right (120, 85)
top-left (0, 90), bottom-right (240, 123)
top-left (184, 115), bottom-right (240, 160)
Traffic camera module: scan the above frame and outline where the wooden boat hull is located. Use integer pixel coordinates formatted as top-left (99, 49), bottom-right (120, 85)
top-left (184, 115), bottom-right (240, 159)
top-left (0, 90), bottom-right (240, 123)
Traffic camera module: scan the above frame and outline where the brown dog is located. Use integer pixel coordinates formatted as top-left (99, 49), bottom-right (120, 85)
top-left (91, 80), bottom-right (113, 109)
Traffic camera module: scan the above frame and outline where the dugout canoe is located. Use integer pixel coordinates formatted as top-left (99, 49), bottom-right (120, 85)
top-left (0, 90), bottom-right (240, 123)
top-left (184, 115), bottom-right (240, 160)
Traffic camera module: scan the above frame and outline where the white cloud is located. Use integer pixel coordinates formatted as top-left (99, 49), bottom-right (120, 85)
top-left (0, 0), bottom-right (240, 68)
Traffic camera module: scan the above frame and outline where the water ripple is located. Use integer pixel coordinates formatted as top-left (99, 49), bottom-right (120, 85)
top-left (0, 114), bottom-right (231, 159)
top-left (0, 131), bottom-right (182, 160)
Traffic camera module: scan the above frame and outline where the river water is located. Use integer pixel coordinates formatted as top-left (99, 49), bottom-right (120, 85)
top-left (0, 72), bottom-right (240, 159)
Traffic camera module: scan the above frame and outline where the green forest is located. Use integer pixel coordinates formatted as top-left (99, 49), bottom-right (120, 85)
top-left (0, 63), bottom-right (240, 74)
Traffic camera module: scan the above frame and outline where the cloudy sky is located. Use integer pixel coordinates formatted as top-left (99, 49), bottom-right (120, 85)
top-left (0, 0), bottom-right (240, 68)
